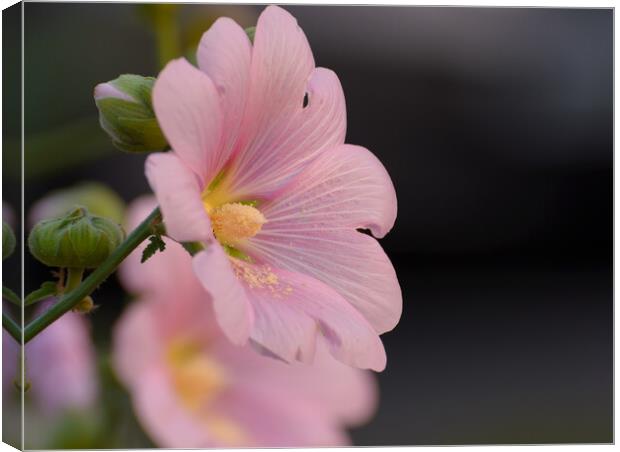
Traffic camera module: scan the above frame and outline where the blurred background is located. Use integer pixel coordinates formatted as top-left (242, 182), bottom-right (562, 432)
top-left (2, 3), bottom-right (612, 447)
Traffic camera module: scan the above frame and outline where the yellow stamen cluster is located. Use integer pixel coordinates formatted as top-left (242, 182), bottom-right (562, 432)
top-left (166, 339), bottom-right (227, 410)
top-left (165, 339), bottom-right (247, 444)
top-left (210, 203), bottom-right (266, 247)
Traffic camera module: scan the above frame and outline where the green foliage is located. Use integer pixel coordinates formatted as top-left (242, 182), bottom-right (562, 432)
top-left (141, 234), bottom-right (166, 263)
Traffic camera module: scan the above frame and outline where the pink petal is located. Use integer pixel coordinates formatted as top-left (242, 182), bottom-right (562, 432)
top-left (251, 228), bottom-right (401, 336)
top-left (247, 144), bottom-right (401, 333)
top-left (192, 244), bottom-right (254, 346)
top-left (226, 7), bottom-right (346, 198)
top-left (112, 301), bottom-right (162, 389)
top-left (217, 339), bottom-right (378, 426)
top-left (236, 262), bottom-right (387, 371)
top-left (152, 58), bottom-right (223, 183)
top-left (213, 384), bottom-right (350, 447)
top-left (261, 143), bottom-right (397, 237)
top-left (197, 17), bottom-right (251, 160)
top-left (27, 312), bottom-right (98, 412)
top-left (120, 196), bottom-right (204, 298)
top-left (145, 152), bottom-right (212, 242)
top-left (131, 367), bottom-right (215, 448)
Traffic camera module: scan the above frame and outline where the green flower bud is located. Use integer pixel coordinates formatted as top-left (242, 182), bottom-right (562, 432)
top-left (3, 221), bottom-right (16, 261)
top-left (28, 207), bottom-right (125, 269)
top-left (94, 74), bottom-right (167, 153)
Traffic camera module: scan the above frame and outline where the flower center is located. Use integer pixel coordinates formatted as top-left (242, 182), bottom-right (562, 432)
top-left (166, 338), bottom-right (227, 410)
top-left (165, 338), bottom-right (247, 445)
top-left (208, 202), bottom-right (266, 247)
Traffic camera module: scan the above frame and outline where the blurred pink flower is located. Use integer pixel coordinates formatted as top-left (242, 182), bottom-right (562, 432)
top-left (3, 309), bottom-right (98, 413)
top-left (113, 196), bottom-right (378, 448)
top-left (145, 5), bottom-right (401, 371)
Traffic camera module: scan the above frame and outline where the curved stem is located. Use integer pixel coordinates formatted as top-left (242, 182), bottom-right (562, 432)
top-left (24, 207), bottom-right (161, 343)
top-left (65, 267), bottom-right (85, 292)
top-left (3, 313), bottom-right (20, 343)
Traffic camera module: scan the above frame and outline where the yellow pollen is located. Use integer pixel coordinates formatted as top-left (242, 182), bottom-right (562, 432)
top-left (210, 203), bottom-right (266, 247)
top-left (233, 263), bottom-right (293, 298)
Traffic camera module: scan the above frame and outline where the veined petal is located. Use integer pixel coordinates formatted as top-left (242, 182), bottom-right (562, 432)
top-left (225, 6), bottom-right (345, 198)
top-left (145, 152), bottom-right (212, 242)
top-left (152, 58), bottom-right (224, 183)
top-left (236, 262), bottom-right (386, 371)
top-left (248, 144), bottom-right (401, 334)
top-left (230, 67), bottom-right (347, 198)
top-left (262, 144), bottom-right (397, 238)
top-left (192, 244), bottom-right (254, 346)
top-left (250, 230), bottom-right (401, 336)
top-left (197, 17), bottom-right (251, 160)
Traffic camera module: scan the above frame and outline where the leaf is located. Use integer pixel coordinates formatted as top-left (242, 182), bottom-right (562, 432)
top-left (141, 235), bottom-right (166, 263)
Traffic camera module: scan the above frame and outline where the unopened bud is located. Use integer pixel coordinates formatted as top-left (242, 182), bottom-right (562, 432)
top-left (28, 207), bottom-right (125, 269)
top-left (72, 296), bottom-right (95, 314)
top-left (94, 74), bottom-right (167, 153)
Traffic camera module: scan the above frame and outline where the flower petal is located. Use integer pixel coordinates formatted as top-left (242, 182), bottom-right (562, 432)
top-left (226, 7), bottom-right (346, 198)
top-left (192, 243), bottom-right (254, 346)
top-left (235, 262), bottom-right (386, 371)
top-left (120, 195), bottom-right (207, 297)
top-left (131, 367), bottom-right (215, 448)
top-left (250, 228), bottom-right (401, 336)
top-left (248, 144), bottom-right (400, 333)
top-left (112, 300), bottom-right (163, 389)
top-left (213, 384), bottom-right (350, 447)
top-left (27, 311), bottom-right (98, 412)
top-left (197, 17), bottom-right (251, 160)
top-left (216, 339), bottom-right (378, 426)
top-left (261, 144), bottom-right (397, 237)
top-left (145, 152), bottom-right (213, 242)
top-left (152, 58), bottom-right (223, 182)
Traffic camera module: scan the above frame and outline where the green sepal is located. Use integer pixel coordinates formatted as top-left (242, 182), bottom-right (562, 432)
top-left (222, 244), bottom-right (253, 263)
top-left (182, 241), bottom-right (204, 256)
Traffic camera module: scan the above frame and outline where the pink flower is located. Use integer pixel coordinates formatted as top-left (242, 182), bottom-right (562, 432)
top-left (145, 5), bottom-right (401, 371)
top-left (113, 196), bottom-right (378, 448)
top-left (3, 310), bottom-right (98, 413)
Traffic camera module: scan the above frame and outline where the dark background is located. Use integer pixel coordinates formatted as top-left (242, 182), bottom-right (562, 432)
top-left (4, 3), bottom-right (613, 446)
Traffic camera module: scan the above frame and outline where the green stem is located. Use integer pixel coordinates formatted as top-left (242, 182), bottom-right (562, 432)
top-left (23, 207), bottom-right (161, 343)
top-left (153, 5), bottom-right (180, 69)
top-left (3, 313), bottom-right (20, 343)
top-left (65, 267), bottom-right (85, 292)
